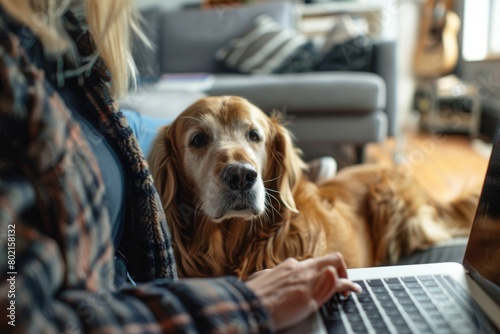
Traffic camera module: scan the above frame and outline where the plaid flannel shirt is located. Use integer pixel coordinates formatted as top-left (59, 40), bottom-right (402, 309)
top-left (0, 7), bottom-right (272, 334)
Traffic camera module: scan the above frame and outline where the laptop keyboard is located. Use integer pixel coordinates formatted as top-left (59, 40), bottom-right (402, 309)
top-left (321, 274), bottom-right (494, 334)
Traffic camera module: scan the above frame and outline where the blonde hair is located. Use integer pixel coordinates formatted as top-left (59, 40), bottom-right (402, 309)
top-left (0, 0), bottom-right (147, 99)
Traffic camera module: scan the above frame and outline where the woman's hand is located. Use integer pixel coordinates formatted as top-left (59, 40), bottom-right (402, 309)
top-left (246, 252), bottom-right (362, 331)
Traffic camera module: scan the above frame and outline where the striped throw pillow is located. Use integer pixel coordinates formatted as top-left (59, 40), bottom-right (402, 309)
top-left (216, 15), bottom-right (317, 74)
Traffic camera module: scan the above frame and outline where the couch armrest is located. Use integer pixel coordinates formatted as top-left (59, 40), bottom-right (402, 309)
top-left (372, 39), bottom-right (397, 136)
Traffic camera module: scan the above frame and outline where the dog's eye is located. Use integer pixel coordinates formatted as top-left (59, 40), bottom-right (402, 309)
top-left (248, 130), bottom-right (260, 142)
top-left (191, 133), bottom-right (208, 148)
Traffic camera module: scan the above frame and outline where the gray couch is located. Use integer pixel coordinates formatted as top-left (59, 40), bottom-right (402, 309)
top-left (130, 1), bottom-right (398, 162)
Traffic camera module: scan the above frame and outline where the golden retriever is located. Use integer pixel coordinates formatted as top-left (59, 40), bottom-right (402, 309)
top-left (148, 96), bottom-right (479, 279)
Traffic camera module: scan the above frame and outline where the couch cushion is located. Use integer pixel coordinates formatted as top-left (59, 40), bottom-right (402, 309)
top-left (207, 72), bottom-right (386, 114)
top-left (315, 35), bottom-right (373, 72)
top-left (216, 14), bottom-right (317, 74)
top-left (287, 110), bottom-right (388, 144)
top-left (314, 14), bottom-right (373, 72)
top-left (159, 2), bottom-right (295, 73)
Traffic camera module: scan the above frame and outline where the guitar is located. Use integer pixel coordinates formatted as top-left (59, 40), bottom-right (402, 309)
top-left (413, 0), bottom-right (461, 78)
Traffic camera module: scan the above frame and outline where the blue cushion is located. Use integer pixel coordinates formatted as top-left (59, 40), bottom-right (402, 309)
top-left (122, 109), bottom-right (171, 156)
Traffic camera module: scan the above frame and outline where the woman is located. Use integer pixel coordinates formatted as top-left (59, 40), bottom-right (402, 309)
top-left (0, 0), bottom-right (361, 332)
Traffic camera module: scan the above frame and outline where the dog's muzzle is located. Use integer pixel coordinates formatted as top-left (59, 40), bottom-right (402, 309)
top-left (213, 162), bottom-right (264, 219)
top-left (221, 163), bottom-right (257, 192)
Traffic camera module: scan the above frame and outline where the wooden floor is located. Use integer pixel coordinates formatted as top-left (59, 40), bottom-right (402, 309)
top-left (365, 130), bottom-right (490, 201)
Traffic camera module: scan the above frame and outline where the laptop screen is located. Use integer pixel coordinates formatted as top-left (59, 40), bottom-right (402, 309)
top-left (463, 120), bottom-right (500, 304)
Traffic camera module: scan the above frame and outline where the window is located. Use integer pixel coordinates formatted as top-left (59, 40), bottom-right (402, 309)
top-left (489, 0), bottom-right (500, 54)
top-left (462, 0), bottom-right (500, 61)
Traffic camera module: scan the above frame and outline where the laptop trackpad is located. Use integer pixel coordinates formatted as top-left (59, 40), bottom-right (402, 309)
top-left (278, 311), bottom-right (327, 334)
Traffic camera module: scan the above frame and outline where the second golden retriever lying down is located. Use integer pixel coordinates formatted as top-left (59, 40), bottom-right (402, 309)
top-left (148, 96), bottom-right (479, 279)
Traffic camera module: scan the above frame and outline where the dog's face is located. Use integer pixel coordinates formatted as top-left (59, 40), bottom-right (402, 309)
top-left (149, 96), bottom-right (304, 223)
top-left (178, 97), bottom-right (269, 221)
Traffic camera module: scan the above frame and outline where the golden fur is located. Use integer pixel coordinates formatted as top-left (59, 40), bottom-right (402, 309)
top-left (149, 96), bottom-right (480, 279)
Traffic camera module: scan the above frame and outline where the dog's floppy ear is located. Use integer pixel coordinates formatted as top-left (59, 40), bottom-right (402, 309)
top-left (148, 125), bottom-right (178, 209)
top-left (267, 114), bottom-right (307, 213)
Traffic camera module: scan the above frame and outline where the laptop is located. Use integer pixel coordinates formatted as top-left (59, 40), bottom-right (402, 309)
top-left (285, 122), bottom-right (500, 334)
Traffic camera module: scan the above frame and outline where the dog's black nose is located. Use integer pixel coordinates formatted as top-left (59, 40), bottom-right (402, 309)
top-left (222, 163), bottom-right (257, 191)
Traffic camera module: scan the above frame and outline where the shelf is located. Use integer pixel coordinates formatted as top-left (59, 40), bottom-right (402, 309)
top-left (295, 1), bottom-right (392, 38)
top-left (415, 79), bottom-right (481, 136)
top-left (297, 1), bottom-right (386, 17)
